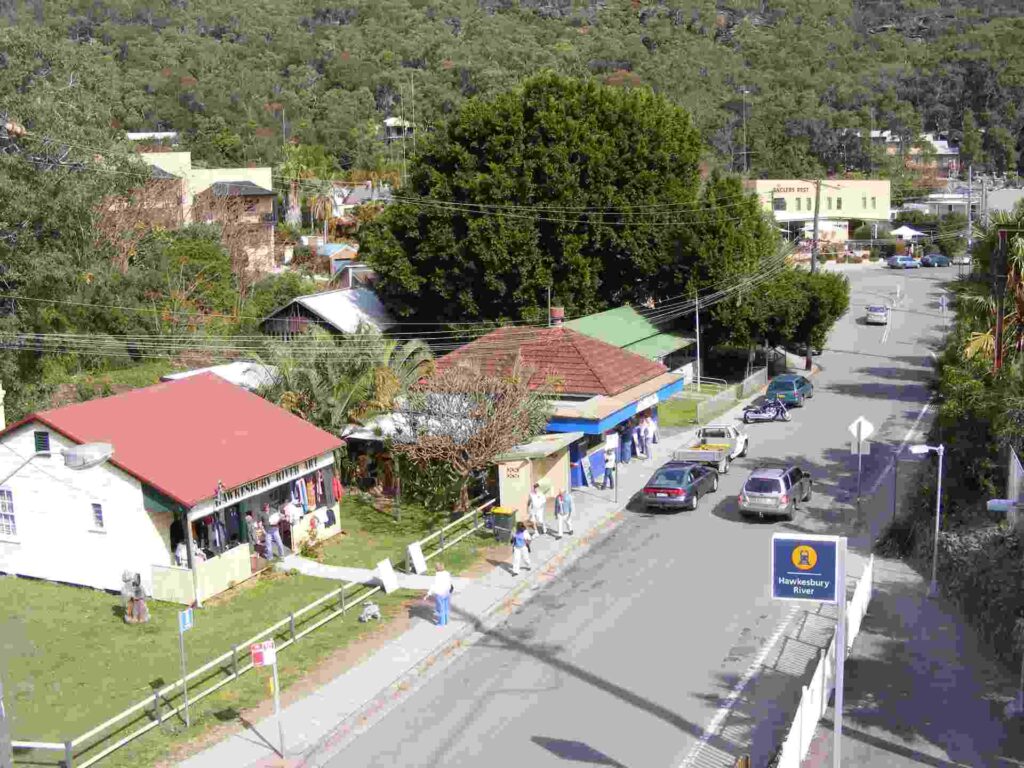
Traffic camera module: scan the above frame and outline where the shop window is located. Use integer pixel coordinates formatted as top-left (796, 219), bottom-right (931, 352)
top-left (871, 197), bottom-right (876, 209)
top-left (34, 430), bottom-right (50, 454)
top-left (773, 197), bottom-right (786, 211)
top-left (91, 502), bottom-right (105, 530)
top-left (796, 197), bottom-right (802, 211)
top-left (0, 489), bottom-right (15, 537)
top-left (836, 197), bottom-right (842, 211)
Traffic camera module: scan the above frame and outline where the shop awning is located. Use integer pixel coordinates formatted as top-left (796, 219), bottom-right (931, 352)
top-left (493, 432), bottom-right (584, 462)
top-left (546, 371), bottom-right (686, 435)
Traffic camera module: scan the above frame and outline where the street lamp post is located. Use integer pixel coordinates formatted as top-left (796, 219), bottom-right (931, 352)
top-left (910, 443), bottom-right (944, 597)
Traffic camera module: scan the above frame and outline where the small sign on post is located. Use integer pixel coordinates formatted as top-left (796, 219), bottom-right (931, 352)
top-left (177, 608), bottom-right (194, 728)
top-left (251, 640), bottom-right (284, 757)
top-left (376, 558), bottom-right (400, 593)
top-left (772, 533), bottom-right (848, 768)
top-left (848, 416), bottom-right (875, 501)
top-left (407, 542), bottom-right (428, 575)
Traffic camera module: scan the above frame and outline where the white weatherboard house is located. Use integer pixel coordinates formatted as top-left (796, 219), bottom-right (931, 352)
top-left (0, 373), bottom-right (343, 603)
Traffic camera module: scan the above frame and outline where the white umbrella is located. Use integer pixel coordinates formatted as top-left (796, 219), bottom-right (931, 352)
top-left (890, 225), bottom-right (925, 239)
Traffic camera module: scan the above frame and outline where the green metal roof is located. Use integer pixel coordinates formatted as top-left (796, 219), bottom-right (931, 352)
top-left (564, 306), bottom-right (693, 361)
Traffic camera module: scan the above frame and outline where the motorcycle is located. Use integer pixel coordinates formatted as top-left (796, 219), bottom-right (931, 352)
top-left (743, 397), bottom-right (791, 423)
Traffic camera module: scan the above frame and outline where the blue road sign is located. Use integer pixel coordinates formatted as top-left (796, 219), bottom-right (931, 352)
top-left (179, 607), bottom-right (194, 634)
top-left (771, 533), bottom-right (839, 603)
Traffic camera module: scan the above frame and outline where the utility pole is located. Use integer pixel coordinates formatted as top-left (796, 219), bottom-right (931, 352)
top-left (811, 179), bottom-right (822, 274)
top-left (966, 166), bottom-right (973, 279)
top-left (694, 290), bottom-right (702, 391)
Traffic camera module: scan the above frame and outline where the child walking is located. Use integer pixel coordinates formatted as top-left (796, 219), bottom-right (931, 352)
top-left (510, 522), bottom-right (533, 575)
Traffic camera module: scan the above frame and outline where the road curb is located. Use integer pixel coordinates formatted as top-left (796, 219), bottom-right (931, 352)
top-left (297, 507), bottom-right (629, 767)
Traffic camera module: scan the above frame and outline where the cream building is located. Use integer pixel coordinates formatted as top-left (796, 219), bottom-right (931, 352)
top-left (745, 178), bottom-right (892, 244)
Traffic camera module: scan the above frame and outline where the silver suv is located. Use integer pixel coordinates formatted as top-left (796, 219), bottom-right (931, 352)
top-left (738, 466), bottom-right (812, 520)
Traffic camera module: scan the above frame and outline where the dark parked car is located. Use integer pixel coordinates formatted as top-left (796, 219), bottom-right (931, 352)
top-left (766, 373), bottom-right (814, 406)
top-left (641, 461), bottom-right (719, 512)
top-left (921, 253), bottom-right (951, 267)
top-left (738, 465), bottom-right (813, 520)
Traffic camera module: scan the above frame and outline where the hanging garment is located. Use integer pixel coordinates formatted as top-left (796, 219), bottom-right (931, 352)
top-left (290, 482), bottom-right (298, 503)
top-left (316, 470), bottom-right (325, 504)
top-left (305, 477), bottom-right (316, 510)
top-left (211, 517), bottom-right (227, 553)
top-left (294, 479), bottom-right (308, 511)
top-left (331, 475), bottom-right (343, 504)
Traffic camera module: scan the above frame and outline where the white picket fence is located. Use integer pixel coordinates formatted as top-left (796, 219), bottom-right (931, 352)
top-left (774, 554), bottom-right (875, 768)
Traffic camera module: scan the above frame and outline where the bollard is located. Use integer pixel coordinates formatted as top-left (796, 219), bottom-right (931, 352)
top-left (231, 645), bottom-right (239, 678)
top-left (153, 689), bottom-right (162, 724)
top-left (339, 587), bottom-right (346, 614)
top-left (64, 740), bottom-right (74, 768)
top-left (289, 613), bottom-right (296, 642)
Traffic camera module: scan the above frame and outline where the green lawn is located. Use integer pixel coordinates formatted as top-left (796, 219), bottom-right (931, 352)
top-left (658, 383), bottom-right (736, 427)
top-left (3, 495), bottom-right (502, 767)
top-left (322, 494), bottom-right (504, 575)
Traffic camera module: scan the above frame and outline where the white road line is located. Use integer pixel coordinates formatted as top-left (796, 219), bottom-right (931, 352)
top-left (864, 399), bottom-right (932, 496)
top-left (677, 605), bottom-right (801, 768)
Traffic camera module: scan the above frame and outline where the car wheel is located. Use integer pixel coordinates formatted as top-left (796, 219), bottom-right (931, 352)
top-left (797, 394), bottom-right (805, 407)
top-left (720, 457), bottom-right (730, 474)
top-left (711, 475), bottom-right (719, 492)
top-left (690, 492), bottom-right (699, 511)
top-left (739, 440), bottom-right (748, 457)
top-left (785, 505), bottom-right (795, 521)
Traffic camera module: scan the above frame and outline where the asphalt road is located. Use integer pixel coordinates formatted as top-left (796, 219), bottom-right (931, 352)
top-left (325, 265), bottom-right (952, 768)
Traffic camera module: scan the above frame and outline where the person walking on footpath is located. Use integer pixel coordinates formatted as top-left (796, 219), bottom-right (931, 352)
top-left (554, 489), bottom-right (575, 539)
top-left (423, 561), bottom-right (453, 626)
top-left (527, 482), bottom-right (548, 535)
top-left (264, 503), bottom-right (286, 559)
top-left (602, 446), bottom-right (616, 490)
top-left (510, 522), bottom-right (533, 575)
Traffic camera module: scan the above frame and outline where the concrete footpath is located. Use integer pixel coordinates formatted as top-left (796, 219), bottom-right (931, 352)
top-left (801, 557), bottom-right (1024, 768)
top-left (178, 378), bottom-right (789, 768)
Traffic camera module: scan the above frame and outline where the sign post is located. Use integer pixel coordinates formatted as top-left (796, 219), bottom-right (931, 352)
top-left (848, 416), bottom-right (875, 501)
top-left (177, 608), bottom-right (194, 728)
top-left (771, 533), bottom-right (847, 768)
top-left (251, 640), bottom-right (284, 757)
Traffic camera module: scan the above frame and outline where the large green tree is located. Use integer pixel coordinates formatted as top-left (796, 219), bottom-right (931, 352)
top-left (360, 73), bottom-right (704, 324)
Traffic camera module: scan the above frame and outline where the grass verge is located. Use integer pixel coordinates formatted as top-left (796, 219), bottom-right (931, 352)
top-left (658, 383), bottom-right (736, 427)
top-left (4, 497), bottom-right (504, 767)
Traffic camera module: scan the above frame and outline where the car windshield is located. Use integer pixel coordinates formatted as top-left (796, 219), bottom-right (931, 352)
top-left (651, 469), bottom-right (688, 486)
top-left (867, 305), bottom-right (886, 313)
top-left (769, 381), bottom-right (795, 391)
top-left (701, 429), bottom-right (729, 439)
top-left (745, 478), bottom-right (782, 494)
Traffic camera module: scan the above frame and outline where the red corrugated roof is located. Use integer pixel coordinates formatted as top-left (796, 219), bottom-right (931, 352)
top-left (4, 373), bottom-right (342, 508)
top-left (436, 326), bottom-right (667, 397)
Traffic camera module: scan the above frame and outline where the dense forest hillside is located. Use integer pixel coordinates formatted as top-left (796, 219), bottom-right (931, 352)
top-left (4, 0), bottom-right (1024, 176)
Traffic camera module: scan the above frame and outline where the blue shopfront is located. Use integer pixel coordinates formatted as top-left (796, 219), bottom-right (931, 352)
top-left (547, 372), bottom-right (686, 489)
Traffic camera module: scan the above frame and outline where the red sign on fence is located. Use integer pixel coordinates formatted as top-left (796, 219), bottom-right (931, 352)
top-left (250, 640), bottom-right (276, 667)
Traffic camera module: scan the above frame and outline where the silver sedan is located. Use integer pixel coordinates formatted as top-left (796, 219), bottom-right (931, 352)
top-left (865, 304), bottom-right (890, 325)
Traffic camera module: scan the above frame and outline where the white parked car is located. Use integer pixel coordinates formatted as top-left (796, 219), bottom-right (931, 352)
top-left (952, 254), bottom-right (972, 265)
top-left (865, 304), bottom-right (890, 325)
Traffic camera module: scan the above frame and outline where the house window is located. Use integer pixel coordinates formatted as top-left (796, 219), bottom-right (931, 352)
top-left (244, 200), bottom-right (257, 213)
top-left (827, 197), bottom-right (832, 210)
top-left (796, 197), bottom-right (802, 211)
top-left (836, 197), bottom-right (842, 211)
top-left (871, 197), bottom-right (876, 209)
top-left (34, 431), bottom-right (50, 454)
top-left (0, 489), bottom-right (15, 537)
top-left (773, 197), bottom-right (787, 212)
top-left (806, 197), bottom-right (812, 210)
top-left (92, 503), bottom-right (105, 530)
top-left (862, 197), bottom-right (867, 209)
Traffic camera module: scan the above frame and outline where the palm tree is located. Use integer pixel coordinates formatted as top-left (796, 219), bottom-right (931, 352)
top-left (257, 324), bottom-right (435, 436)
top-left (278, 144), bottom-right (336, 228)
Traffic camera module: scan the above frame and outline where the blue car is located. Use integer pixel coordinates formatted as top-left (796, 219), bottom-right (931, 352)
top-left (766, 374), bottom-right (814, 407)
top-left (921, 253), bottom-right (951, 267)
top-left (887, 255), bottom-right (920, 269)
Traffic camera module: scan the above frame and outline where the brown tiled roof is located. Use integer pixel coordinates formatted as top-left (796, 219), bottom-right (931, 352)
top-left (436, 326), bottom-right (668, 397)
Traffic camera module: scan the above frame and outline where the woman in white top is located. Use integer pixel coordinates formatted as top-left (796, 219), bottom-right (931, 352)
top-left (423, 562), bottom-right (453, 626)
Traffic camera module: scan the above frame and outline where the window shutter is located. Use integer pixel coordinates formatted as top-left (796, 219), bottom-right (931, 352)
top-left (33, 431), bottom-right (51, 454)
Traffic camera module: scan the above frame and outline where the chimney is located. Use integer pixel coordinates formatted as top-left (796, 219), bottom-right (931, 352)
top-left (549, 307), bottom-right (565, 326)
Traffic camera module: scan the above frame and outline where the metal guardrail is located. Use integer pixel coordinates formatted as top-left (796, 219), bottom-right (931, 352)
top-left (13, 497), bottom-right (496, 767)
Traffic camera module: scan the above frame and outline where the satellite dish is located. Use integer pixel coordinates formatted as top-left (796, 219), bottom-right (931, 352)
top-left (62, 442), bottom-right (114, 470)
